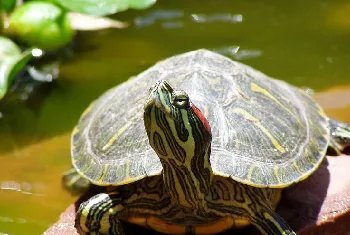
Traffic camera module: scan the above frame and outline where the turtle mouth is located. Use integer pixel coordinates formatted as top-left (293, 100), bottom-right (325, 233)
top-left (144, 94), bottom-right (156, 110)
top-left (144, 93), bottom-right (172, 118)
top-left (144, 80), bottom-right (174, 117)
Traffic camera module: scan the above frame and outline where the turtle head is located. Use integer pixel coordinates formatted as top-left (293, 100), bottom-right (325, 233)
top-left (144, 80), bottom-right (212, 160)
top-left (144, 80), bottom-right (213, 208)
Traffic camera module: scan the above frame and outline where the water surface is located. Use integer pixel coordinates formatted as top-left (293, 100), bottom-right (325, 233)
top-left (1, 1), bottom-right (350, 234)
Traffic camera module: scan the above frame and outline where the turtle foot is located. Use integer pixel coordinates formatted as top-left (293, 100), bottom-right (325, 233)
top-left (62, 167), bottom-right (91, 196)
top-left (328, 118), bottom-right (350, 155)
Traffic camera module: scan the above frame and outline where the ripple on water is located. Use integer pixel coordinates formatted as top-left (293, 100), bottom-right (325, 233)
top-left (133, 10), bottom-right (243, 29)
top-left (1, 180), bottom-right (45, 196)
top-left (134, 9), bottom-right (184, 27)
top-left (191, 13), bottom-right (243, 23)
top-left (0, 215), bottom-right (26, 224)
top-left (214, 46), bottom-right (263, 60)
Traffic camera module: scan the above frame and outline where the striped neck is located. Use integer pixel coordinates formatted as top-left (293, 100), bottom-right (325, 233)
top-left (144, 81), bottom-right (213, 210)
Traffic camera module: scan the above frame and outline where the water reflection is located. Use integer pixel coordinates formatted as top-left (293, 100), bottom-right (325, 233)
top-left (134, 9), bottom-right (184, 27)
top-left (0, 215), bottom-right (26, 224)
top-left (161, 21), bottom-right (183, 29)
top-left (134, 10), bottom-right (243, 28)
top-left (215, 46), bottom-right (263, 60)
top-left (191, 13), bottom-right (243, 23)
top-left (1, 180), bottom-right (45, 196)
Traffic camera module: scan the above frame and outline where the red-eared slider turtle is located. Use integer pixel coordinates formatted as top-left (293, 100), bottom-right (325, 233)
top-left (63, 49), bottom-right (350, 235)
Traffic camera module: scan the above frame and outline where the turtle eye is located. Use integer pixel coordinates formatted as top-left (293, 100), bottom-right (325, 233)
top-left (172, 90), bottom-right (190, 108)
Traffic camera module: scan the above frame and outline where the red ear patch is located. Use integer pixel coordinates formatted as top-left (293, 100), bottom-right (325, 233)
top-left (191, 104), bottom-right (211, 134)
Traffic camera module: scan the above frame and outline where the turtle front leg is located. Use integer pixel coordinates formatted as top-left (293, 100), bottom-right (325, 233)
top-left (328, 118), bottom-right (350, 155)
top-left (207, 178), bottom-right (296, 235)
top-left (76, 192), bottom-right (125, 235)
top-left (75, 176), bottom-right (172, 235)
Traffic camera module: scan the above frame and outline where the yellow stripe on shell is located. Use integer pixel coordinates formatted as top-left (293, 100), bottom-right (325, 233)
top-left (200, 71), bottom-right (222, 88)
top-left (236, 87), bottom-right (250, 101)
top-left (120, 160), bottom-right (133, 184)
top-left (273, 166), bottom-right (281, 185)
top-left (247, 164), bottom-right (256, 182)
top-left (99, 164), bottom-right (109, 182)
top-left (71, 127), bottom-right (79, 140)
top-left (80, 104), bottom-right (93, 120)
top-left (102, 111), bottom-right (143, 151)
top-left (231, 108), bottom-right (285, 153)
top-left (251, 82), bottom-right (300, 124)
top-left (293, 160), bottom-right (303, 175)
top-left (80, 158), bottom-right (94, 174)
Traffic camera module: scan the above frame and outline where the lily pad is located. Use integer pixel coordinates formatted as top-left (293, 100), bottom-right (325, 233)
top-left (52, 0), bottom-right (156, 16)
top-left (0, 37), bottom-right (32, 100)
top-left (6, 1), bottom-right (73, 50)
top-left (0, 36), bottom-right (21, 59)
top-left (128, 0), bottom-right (156, 10)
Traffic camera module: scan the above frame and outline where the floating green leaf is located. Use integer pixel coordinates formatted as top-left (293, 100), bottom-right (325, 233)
top-left (51, 0), bottom-right (156, 16)
top-left (52, 0), bottom-right (128, 16)
top-left (127, 0), bottom-right (156, 10)
top-left (0, 37), bottom-right (32, 100)
top-left (0, 36), bottom-right (21, 59)
top-left (6, 1), bottom-right (73, 50)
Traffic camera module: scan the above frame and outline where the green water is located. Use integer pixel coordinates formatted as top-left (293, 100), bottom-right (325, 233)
top-left (1, 0), bottom-right (350, 234)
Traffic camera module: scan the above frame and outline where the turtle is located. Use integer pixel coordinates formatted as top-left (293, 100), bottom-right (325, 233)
top-left (63, 49), bottom-right (350, 235)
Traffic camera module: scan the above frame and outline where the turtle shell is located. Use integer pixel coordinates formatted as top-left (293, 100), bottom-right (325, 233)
top-left (71, 49), bottom-right (329, 188)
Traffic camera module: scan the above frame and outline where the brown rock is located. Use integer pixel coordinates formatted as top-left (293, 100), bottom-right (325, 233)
top-left (43, 155), bottom-right (350, 235)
